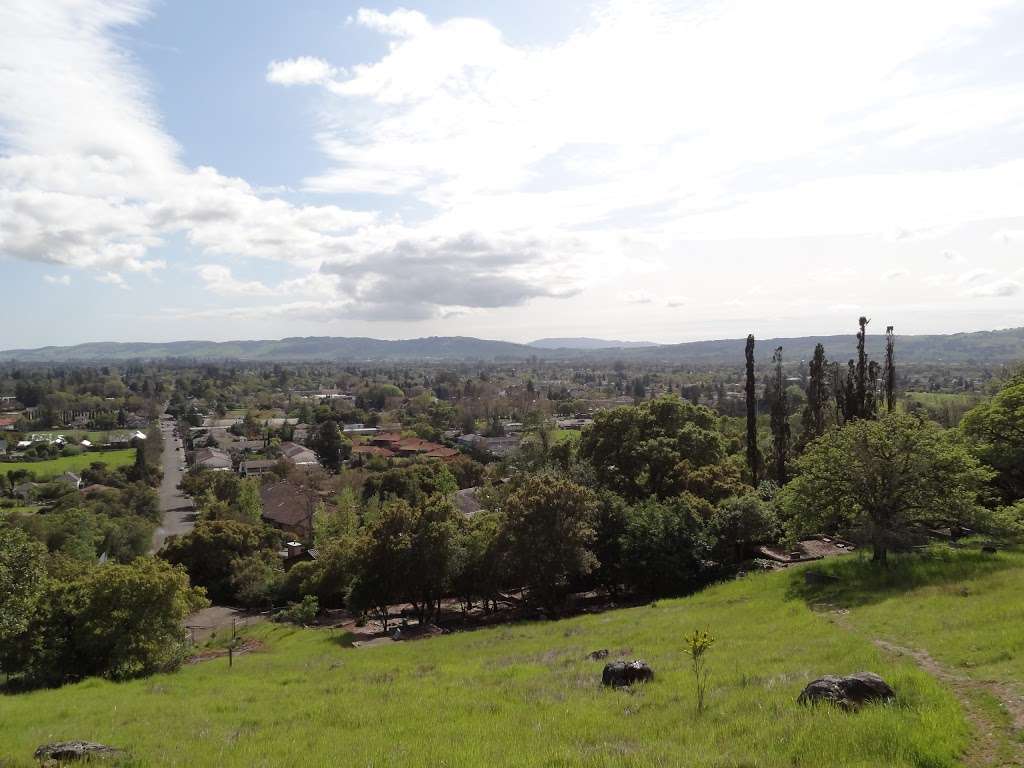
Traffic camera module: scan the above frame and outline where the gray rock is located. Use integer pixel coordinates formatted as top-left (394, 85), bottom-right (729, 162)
top-left (602, 659), bottom-right (654, 687)
top-left (34, 741), bottom-right (123, 762)
top-left (798, 671), bottom-right (895, 710)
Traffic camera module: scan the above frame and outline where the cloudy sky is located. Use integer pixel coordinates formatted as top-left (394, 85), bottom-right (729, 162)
top-left (2, 0), bottom-right (1023, 349)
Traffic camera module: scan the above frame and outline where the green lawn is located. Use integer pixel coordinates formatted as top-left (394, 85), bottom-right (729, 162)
top-left (0, 449), bottom-right (135, 479)
top-left (552, 427), bottom-right (583, 445)
top-left (0, 563), bottom-right (974, 767)
top-left (23, 429), bottom-right (131, 443)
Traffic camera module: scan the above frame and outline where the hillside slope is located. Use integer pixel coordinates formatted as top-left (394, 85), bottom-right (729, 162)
top-left (8, 551), bottom-right (1022, 767)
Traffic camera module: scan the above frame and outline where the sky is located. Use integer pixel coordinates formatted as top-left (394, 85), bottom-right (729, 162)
top-left (1, 0), bottom-right (1024, 349)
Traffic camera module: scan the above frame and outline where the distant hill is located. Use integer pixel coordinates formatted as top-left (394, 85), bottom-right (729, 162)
top-left (528, 337), bottom-right (658, 349)
top-left (2, 327), bottom-right (1024, 364)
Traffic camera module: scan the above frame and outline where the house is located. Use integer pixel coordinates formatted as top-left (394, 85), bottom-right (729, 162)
top-left (279, 441), bottom-right (319, 466)
top-left (260, 481), bottom-right (318, 541)
top-left (58, 471), bottom-right (83, 490)
top-left (0, 416), bottom-right (17, 431)
top-left (370, 432), bottom-right (403, 448)
top-left (239, 458), bottom-right (278, 477)
top-left (352, 444), bottom-right (395, 459)
top-left (279, 540), bottom-right (319, 571)
top-left (342, 423), bottom-right (378, 436)
top-left (194, 446), bottom-right (232, 471)
top-left (424, 445), bottom-right (460, 460)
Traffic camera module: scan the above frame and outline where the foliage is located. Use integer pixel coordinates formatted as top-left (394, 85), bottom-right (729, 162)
top-left (3, 558), bottom-right (207, 687)
top-left (273, 595), bottom-right (319, 625)
top-left (960, 369), bottom-right (1024, 502)
top-left (0, 528), bottom-right (47, 649)
top-left (579, 395), bottom-right (743, 502)
top-left (361, 462), bottom-right (458, 507)
top-left (160, 520), bottom-right (280, 604)
top-left (710, 493), bottom-right (778, 564)
top-left (498, 474), bottom-right (597, 612)
top-left (778, 412), bottom-right (992, 561)
top-left (620, 493), bottom-right (714, 595)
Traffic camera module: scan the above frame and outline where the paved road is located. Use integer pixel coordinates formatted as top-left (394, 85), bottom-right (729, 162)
top-left (150, 415), bottom-right (195, 553)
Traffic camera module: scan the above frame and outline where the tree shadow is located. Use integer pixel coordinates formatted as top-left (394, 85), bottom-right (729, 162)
top-left (785, 544), bottom-right (1021, 609)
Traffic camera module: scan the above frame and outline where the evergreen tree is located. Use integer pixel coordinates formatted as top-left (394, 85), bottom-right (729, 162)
top-left (744, 334), bottom-right (758, 484)
top-left (800, 343), bottom-right (828, 445)
top-left (884, 325), bottom-right (896, 412)
top-left (768, 346), bottom-right (790, 484)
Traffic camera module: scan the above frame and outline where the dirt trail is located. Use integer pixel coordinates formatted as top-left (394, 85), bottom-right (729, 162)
top-left (822, 608), bottom-right (1024, 767)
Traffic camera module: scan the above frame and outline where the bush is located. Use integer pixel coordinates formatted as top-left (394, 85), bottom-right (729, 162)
top-left (273, 595), bottom-right (318, 625)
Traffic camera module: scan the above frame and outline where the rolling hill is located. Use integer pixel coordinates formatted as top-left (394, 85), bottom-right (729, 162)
top-left (2, 327), bottom-right (1024, 364)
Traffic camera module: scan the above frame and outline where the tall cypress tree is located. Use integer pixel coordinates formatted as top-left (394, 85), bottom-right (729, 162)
top-left (801, 343), bottom-right (828, 445)
top-left (854, 316), bottom-right (869, 418)
top-left (769, 346), bottom-right (790, 485)
top-left (884, 325), bottom-right (896, 412)
top-left (744, 334), bottom-right (758, 485)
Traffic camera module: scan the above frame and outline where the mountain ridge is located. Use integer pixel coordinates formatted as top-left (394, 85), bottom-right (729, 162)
top-left (2, 327), bottom-right (1024, 364)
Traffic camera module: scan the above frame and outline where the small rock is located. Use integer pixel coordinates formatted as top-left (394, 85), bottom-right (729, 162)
top-left (798, 671), bottom-right (895, 710)
top-left (34, 741), bottom-right (123, 762)
top-left (602, 659), bottom-right (654, 687)
top-left (588, 649), bottom-right (610, 660)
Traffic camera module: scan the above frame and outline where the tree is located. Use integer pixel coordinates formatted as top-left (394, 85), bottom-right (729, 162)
top-left (312, 419), bottom-right (349, 472)
top-left (778, 412), bottom-right (992, 562)
top-left (620, 493), bottom-right (714, 596)
top-left (160, 520), bottom-right (279, 603)
top-left (961, 369), bottom-right (1024, 502)
top-left (883, 326), bottom-right (896, 412)
top-left (768, 347), bottom-right (790, 484)
top-left (347, 499), bottom-right (416, 631)
top-left (5, 558), bottom-right (207, 687)
top-left (0, 528), bottom-right (47, 652)
top-left (498, 474), bottom-right (597, 612)
top-left (711, 494), bottom-right (778, 565)
top-left (229, 552), bottom-right (283, 609)
top-left (801, 343), bottom-right (828, 446)
top-left (361, 462), bottom-right (457, 507)
top-left (744, 335), bottom-right (759, 484)
top-left (579, 395), bottom-right (742, 502)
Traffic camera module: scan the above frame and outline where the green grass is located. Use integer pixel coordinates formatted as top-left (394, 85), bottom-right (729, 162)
top-left (795, 545), bottom-right (1024, 684)
top-left (0, 567), bottom-right (970, 767)
top-left (552, 428), bottom-right (583, 445)
top-left (22, 429), bottom-right (131, 443)
top-left (0, 449), bottom-right (135, 479)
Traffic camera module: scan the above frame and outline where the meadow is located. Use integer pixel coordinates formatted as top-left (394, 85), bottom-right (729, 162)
top-left (0, 449), bottom-right (135, 479)
top-left (1, 554), bottom-right (999, 768)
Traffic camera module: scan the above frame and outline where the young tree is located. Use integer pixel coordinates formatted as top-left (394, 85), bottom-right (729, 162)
top-left (778, 412), bottom-right (992, 562)
top-left (744, 334), bottom-right (759, 484)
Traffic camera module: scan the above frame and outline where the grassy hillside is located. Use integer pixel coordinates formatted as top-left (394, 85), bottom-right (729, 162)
top-left (0, 449), bottom-right (135, 479)
top-left (9, 551), bottom-right (1021, 767)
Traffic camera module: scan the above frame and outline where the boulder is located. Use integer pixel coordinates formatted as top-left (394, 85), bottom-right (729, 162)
top-left (588, 649), bottom-right (610, 661)
top-left (34, 741), bottom-right (123, 762)
top-left (602, 659), bottom-right (654, 687)
top-left (798, 672), bottom-right (895, 710)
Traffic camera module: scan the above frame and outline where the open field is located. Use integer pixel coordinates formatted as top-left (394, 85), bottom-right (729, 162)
top-left (0, 554), bottom-right (998, 767)
top-left (0, 449), bottom-right (135, 479)
top-left (20, 429), bottom-right (137, 443)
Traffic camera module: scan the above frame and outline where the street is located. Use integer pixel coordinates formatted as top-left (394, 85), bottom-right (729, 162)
top-left (150, 414), bottom-right (195, 553)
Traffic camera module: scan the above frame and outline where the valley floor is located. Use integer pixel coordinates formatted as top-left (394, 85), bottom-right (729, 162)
top-left (2, 547), bottom-right (1022, 767)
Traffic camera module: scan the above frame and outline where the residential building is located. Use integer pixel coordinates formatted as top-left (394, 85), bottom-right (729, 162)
top-left (260, 481), bottom-right (318, 542)
top-left (279, 441), bottom-right (319, 466)
top-left (194, 446), bottom-right (232, 471)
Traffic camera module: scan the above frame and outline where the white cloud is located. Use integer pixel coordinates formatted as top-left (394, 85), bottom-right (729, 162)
top-left (96, 271), bottom-right (128, 289)
top-left (883, 269), bottom-right (910, 280)
top-left (968, 279), bottom-right (1021, 298)
top-left (266, 57), bottom-right (338, 86)
top-left (43, 274), bottom-right (70, 286)
top-left (621, 290), bottom-right (653, 305)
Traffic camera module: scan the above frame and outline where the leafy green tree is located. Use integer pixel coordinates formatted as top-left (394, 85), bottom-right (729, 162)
top-left (229, 552), bottom-right (283, 609)
top-left (580, 395), bottom-right (743, 502)
top-left (800, 343), bottom-right (829, 446)
top-left (778, 412), bottom-right (992, 562)
top-left (347, 499), bottom-right (416, 631)
top-left (961, 370), bottom-right (1024, 502)
top-left (768, 347), bottom-right (791, 484)
top-left (451, 511), bottom-right (505, 614)
top-left (362, 462), bottom-right (457, 506)
top-left (0, 528), bottom-right (47, 653)
top-left (620, 494), bottom-right (714, 596)
top-left (235, 478), bottom-right (263, 525)
top-left (312, 419), bottom-right (349, 472)
top-left (498, 474), bottom-right (597, 612)
top-left (160, 520), bottom-right (279, 603)
top-left (710, 494), bottom-right (778, 564)
top-left (744, 334), bottom-right (759, 484)
top-left (6, 558), bottom-right (207, 686)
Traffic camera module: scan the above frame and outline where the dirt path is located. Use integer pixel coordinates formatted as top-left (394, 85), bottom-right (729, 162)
top-left (821, 608), bottom-right (1024, 767)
